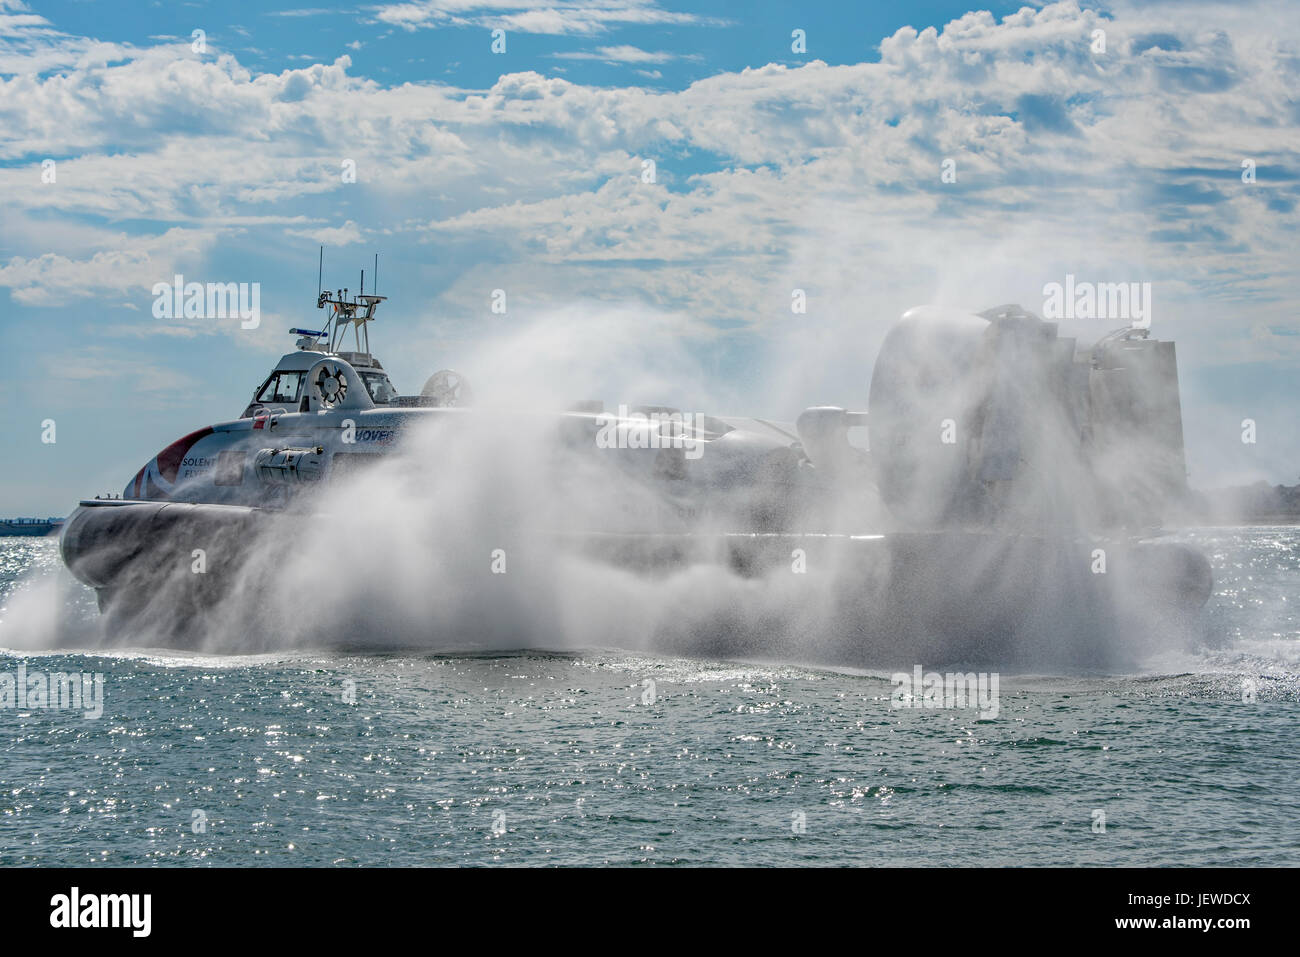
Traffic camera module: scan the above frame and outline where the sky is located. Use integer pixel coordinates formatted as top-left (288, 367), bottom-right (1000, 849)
top-left (0, 0), bottom-right (1297, 514)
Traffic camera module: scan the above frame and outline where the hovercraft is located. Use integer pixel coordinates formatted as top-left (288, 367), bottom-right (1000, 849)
top-left (60, 273), bottom-right (1212, 662)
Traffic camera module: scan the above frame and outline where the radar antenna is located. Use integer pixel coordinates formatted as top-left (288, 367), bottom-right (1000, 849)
top-left (290, 250), bottom-right (387, 355)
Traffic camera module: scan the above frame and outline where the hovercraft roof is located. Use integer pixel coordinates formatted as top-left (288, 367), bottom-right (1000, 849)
top-left (270, 349), bottom-right (384, 373)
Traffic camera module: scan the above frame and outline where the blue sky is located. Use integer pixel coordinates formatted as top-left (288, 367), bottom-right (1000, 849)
top-left (35, 0), bottom-right (1031, 86)
top-left (1, 0), bottom-right (1298, 513)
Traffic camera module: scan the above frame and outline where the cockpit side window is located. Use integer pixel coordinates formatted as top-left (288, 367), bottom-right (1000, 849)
top-left (256, 371), bottom-right (305, 405)
top-left (359, 372), bottom-right (398, 404)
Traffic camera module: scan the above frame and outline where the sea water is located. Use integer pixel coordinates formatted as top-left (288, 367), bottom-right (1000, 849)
top-left (0, 530), bottom-right (1295, 866)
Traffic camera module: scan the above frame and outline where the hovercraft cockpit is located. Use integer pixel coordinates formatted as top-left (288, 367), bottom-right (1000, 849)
top-left (241, 282), bottom-right (400, 418)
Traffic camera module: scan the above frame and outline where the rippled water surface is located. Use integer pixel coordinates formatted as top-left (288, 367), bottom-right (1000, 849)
top-left (0, 531), bottom-right (1296, 866)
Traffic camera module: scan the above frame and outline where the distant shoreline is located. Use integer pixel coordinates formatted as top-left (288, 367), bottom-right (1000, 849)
top-left (1183, 480), bottom-right (1300, 528)
top-left (0, 517), bottom-right (64, 538)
